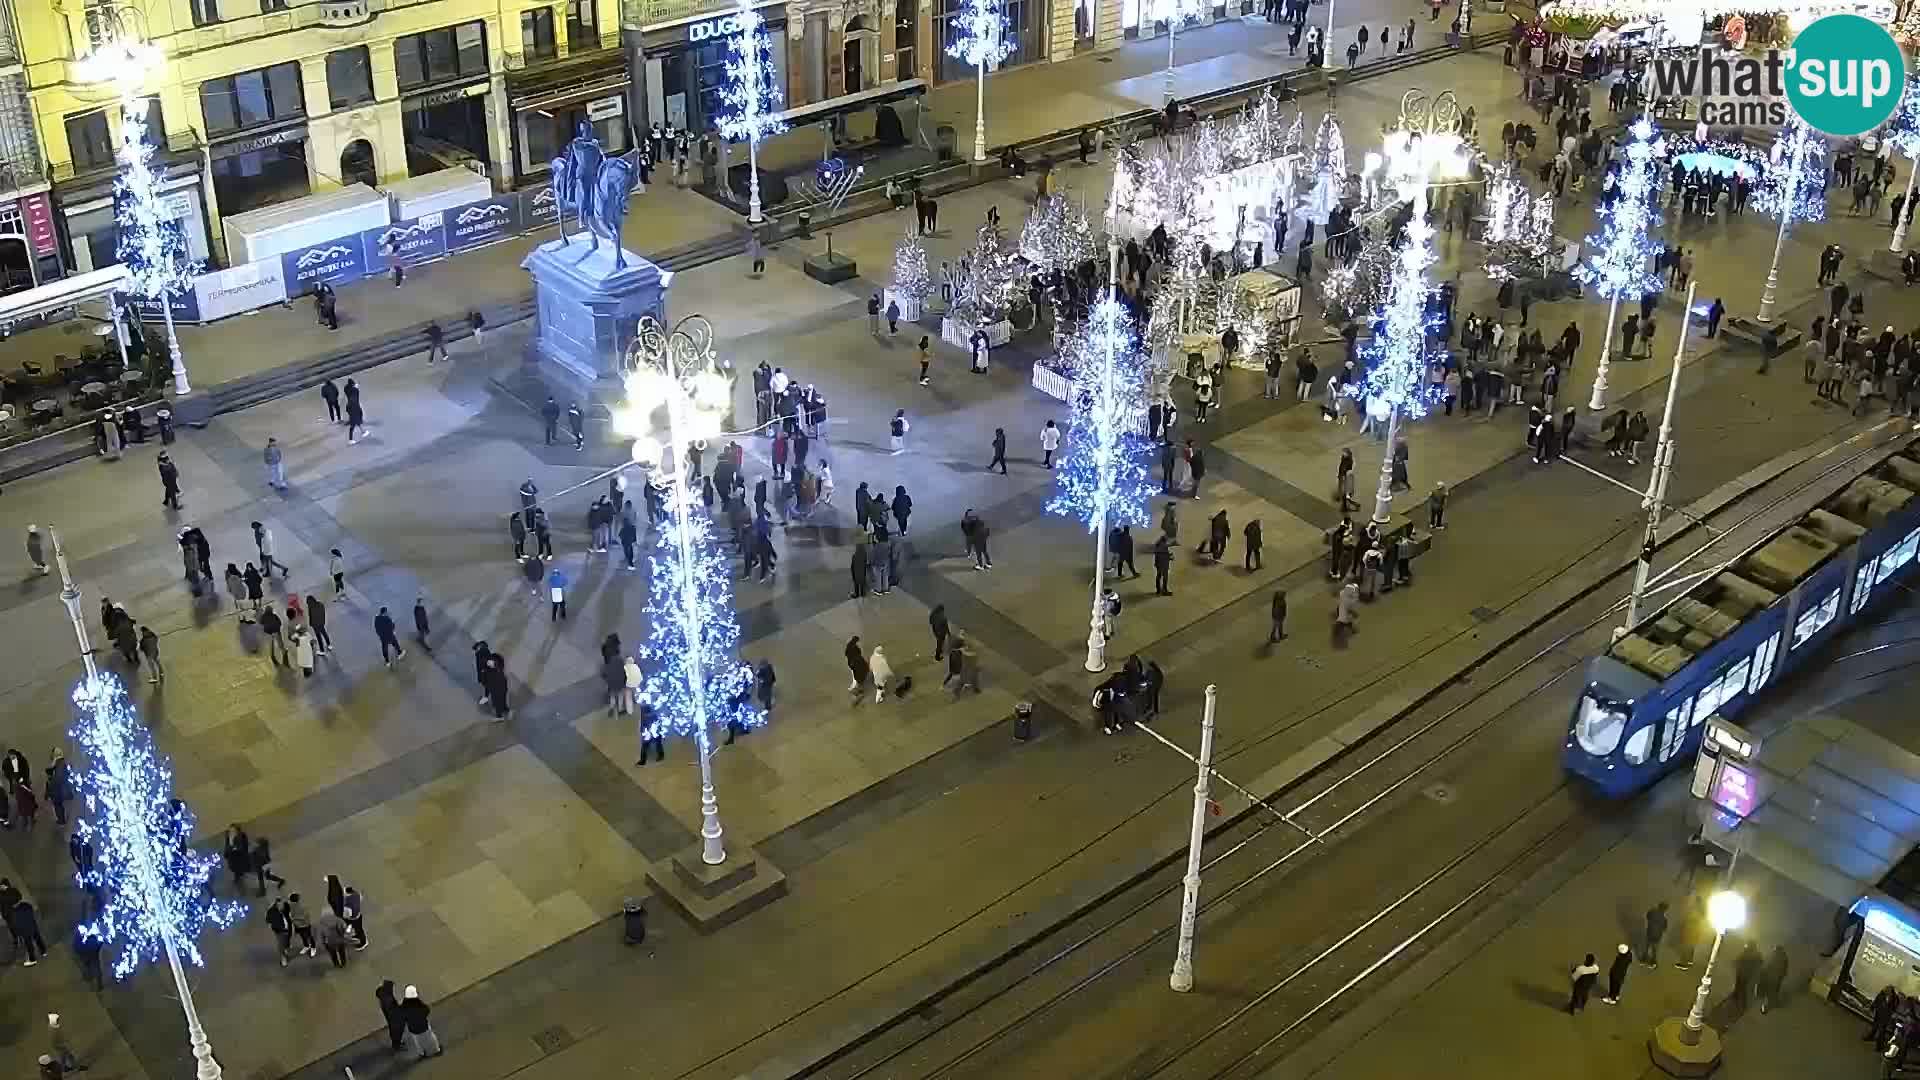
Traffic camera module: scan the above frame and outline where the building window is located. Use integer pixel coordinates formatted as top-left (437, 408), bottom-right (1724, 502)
top-left (260, 0), bottom-right (288, 10)
top-left (522, 9), bottom-right (558, 61)
top-left (65, 109), bottom-right (114, 171)
top-left (190, 0), bottom-right (220, 26)
top-left (395, 21), bottom-right (489, 91)
top-left (200, 62), bottom-right (307, 136)
top-left (327, 47), bottom-right (375, 109)
top-left (895, 0), bottom-right (916, 79)
top-left (936, 0), bottom-right (1033, 82)
top-left (567, 0), bottom-right (599, 49)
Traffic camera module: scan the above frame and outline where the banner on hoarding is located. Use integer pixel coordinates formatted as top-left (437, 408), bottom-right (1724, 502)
top-left (521, 184), bottom-right (560, 230)
top-left (194, 258), bottom-right (288, 321)
top-left (363, 212), bottom-right (448, 271)
top-left (281, 237), bottom-right (368, 295)
top-left (446, 196), bottom-right (520, 252)
top-left (126, 288), bottom-right (202, 324)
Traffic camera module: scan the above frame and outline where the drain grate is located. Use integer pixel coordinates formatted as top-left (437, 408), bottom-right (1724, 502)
top-left (1469, 606), bottom-right (1498, 623)
top-left (1423, 783), bottom-right (1456, 804)
top-left (533, 1025), bottom-right (576, 1055)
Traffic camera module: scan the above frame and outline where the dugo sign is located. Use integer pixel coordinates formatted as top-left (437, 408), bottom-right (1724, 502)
top-left (688, 11), bottom-right (747, 42)
top-left (1645, 14), bottom-right (1905, 136)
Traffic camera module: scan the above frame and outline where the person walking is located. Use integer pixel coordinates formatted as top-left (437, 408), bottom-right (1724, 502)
top-left (846, 636), bottom-right (871, 696)
top-left (423, 320), bottom-right (448, 364)
top-left (251, 835), bottom-right (286, 894)
top-left (1269, 590), bottom-right (1288, 642)
top-left (373, 607), bottom-right (405, 666)
top-left (917, 335), bottom-right (933, 385)
top-left (548, 568), bottom-right (568, 620)
top-left (263, 438), bottom-right (287, 491)
top-left (260, 605), bottom-right (289, 667)
top-left (990, 428), bottom-right (1009, 474)
top-left (1244, 519), bottom-right (1263, 570)
top-left (930, 604), bottom-right (950, 660)
top-left (287, 892), bottom-right (316, 956)
top-left (317, 907), bottom-right (352, 968)
top-left (868, 293), bottom-right (882, 335)
top-left (1642, 901), bottom-right (1669, 965)
top-left (1567, 953), bottom-right (1600, 1013)
top-left (412, 597), bottom-right (432, 650)
top-left (869, 646), bottom-right (894, 703)
top-left (377, 980), bottom-right (407, 1052)
top-left (306, 595), bottom-right (332, 654)
top-left (1756, 945), bottom-right (1789, 1013)
top-left (483, 653), bottom-right (510, 721)
top-left (265, 897), bottom-right (294, 966)
top-left (747, 231), bottom-right (766, 276)
top-left (329, 548), bottom-right (347, 598)
top-left (1601, 943), bottom-right (1633, 1003)
top-left (397, 986), bottom-right (444, 1058)
top-left (1731, 941), bottom-right (1764, 1011)
top-left (253, 521), bottom-right (290, 579)
top-left (345, 395), bottom-right (365, 444)
top-left (25, 525), bottom-right (48, 576)
top-left (892, 485), bottom-right (913, 535)
top-left (291, 624), bottom-right (316, 677)
top-left (322, 379), bottom-right (342, 424)
top-left (1207, 509), bottom-right (1230, 563)
top-left (1112, 525), bottom-right (1138, 579)
top-left (138, 626), bottom-right (164, 683)
top-left (889, 409), bottom-right (910, 454)
top-left (1041, 420), bottom-right (1061, 468)
top-left (157, 452), bottom-right (182, 509)
top-left (1336, 448), bottom-right (1359, 512)
top-left (1428, 482), bottom-right (1449, 529)
top-left (567, 403), bottom-right (586, 451)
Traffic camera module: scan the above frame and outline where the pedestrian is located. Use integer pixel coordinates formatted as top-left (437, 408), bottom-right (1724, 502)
top-left (748, 230), bottom-right (766, 276)
top-left (377, 980), bottom-right (407, 1052)
top-left (138, 626), bottom-right (164, 682)
top-left (1642, 901), bottom-right (1668, 965)
top-left (400, 986), bottom-right (443, 1057)
top-left (1336, 448), bottom-right (1358, 511)
top-left (868, 293), bottom-right (881, 335)
top-left (483, 653), bottom-right (510, 721)
top-left (1153, 535), bottom-right (1174, 595)
top-left (252, 835), bottom-right (286, 894)
top-left (306, 594), bottom-right (332, 653)
top-left (72, 924), bottom-right (103, 990)
top-left (345, 394), bottom-right (365, 444)
top-left (157, 452), bottom-right (182, 509)
top-left (1757, 945), bottom-right (1789, 1013)
top-left (291, 625), bottom-right (315, 677)
top-left (44, 750), bottom-right (70, 827)
top-left (1040, 419), bottom-right (1063, 468)
top-left (25, 525), bottom-right (48, 576)
top-left (263, 438), bottom-right (287, 491)
top-left (424, 320), bottom-right (447, 364)
top-left (260, 604), bottom-right (289, 666)
top-left (373, 607), bottom-right (405, 666)
top-left (869, 646), bottom-right (894, 703)
top-left (568, 402), bottom-right (585, 451)
top-left (889, 409), bottom-right (909, 454)
top-left (1601, 943), bottom-right (1632, 1003)
top-left (1207, 509), bottom-right (1230, 562)
top-left (541, 397), bottom-right (561, 445)
top-left (330, 548), bottom-right (346, 597)
top-left (12, 780), bottom-right (36, 830)
top-left (1244, 518), bottom-right (1263, 570)
top-left (322, 379), bottom-right (342, 423)
top-left (1567, 953), bottom-right (1600, 1013)
top-left (1269, 590), bottom-right (1287, 642)
top-left (287, 892), bottom-right (315, 956)
top-left (317, 907), bottom-right (351, 968)
top-left (46, 1014), bottom-right (81, 1073)
top-left (892, 485), bottom-right (913, 534)
top-left (886, 298), bottom-right (900, 336)
top-left (990, 428), bottom-right (1009, 473)
top-left (1335, 579), bottom-right (1359, 631)
top-left (264, 897), bottom-right (294, 966)
top-left (548, 568), bottom-right (568, 620)
top-left (1190, 445), bottom-right (1207, 499)
top-left (1428, 482), bottom-right (1449, 529)
top-left (930, 604), bottom-right (950, 660)
top-left (253, 521), bottom-right (290, 578)
top-left (1731, 940), bottom-right (1763, 1010)
top-left (844, 634), bottom-right (873, 697)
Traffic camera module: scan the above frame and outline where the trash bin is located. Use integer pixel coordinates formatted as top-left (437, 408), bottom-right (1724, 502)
top-left (796, 210), bottom-right (813, 239)
top-left (935, 124), bottom-right (958, 162)
top-left (156, 408), bottom-right (175, 444)
top-left (1014, 701), bottom-right (1034, 741)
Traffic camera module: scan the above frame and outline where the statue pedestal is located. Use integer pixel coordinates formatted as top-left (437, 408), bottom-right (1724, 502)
top-left (522, 234), bottom-right (669, 386)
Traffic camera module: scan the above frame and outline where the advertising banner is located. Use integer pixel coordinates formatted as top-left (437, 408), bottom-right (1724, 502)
top-left (362, 212), bottom-right (448, 272)
top-left (18, 193), bottom-right (56, 257)
top-left (281, 237), bottom-right (369, 295)
top-left (446, 196), bottom-right (520, 252)
top-left (127, 288), bottom-right (202, 324)
top-left (194, 258), bottom-right (288, 321)
top-left (521, 183), bottom-right (560, 231)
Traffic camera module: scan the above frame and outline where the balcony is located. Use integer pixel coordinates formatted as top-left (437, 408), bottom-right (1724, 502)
top-left (503, 30), bottom-right (621, 74)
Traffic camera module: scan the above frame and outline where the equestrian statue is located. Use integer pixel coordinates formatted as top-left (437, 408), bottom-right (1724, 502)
top-left (549, 122), bottom-right (639, 270)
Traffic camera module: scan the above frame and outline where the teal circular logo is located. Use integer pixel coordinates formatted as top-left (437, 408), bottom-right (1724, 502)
top-left (1785, 14), bottom-right (1906, 136)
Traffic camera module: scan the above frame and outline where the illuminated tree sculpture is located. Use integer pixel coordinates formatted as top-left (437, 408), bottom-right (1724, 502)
top-left (1482, 162), bottom-right (1558, 283)
top-left (115, 73), bottom-right (198, 394)
top-left (1306, 113), bottom-right (1346, 225)
top-left (947, 0), bottom-right (1014, 165)
top-left (891, 229), bottom-right (933, 314)
top-left (952, 220), bottom-right (1022, 328)
top-left (1883, 76), bottom-right (1920, 251)
top-left (619, 316), bottom-right (764, 865)
top-left (1752, 116), bottom-right (1827, 324)
top-left (1346, 181), bottom-right (1444, 526)
top-left (717, 0), bottom-right (787, 223)
top-left (1020, 193), bottom-right (1098, 279)
top-left (1576, 116), bottom-right (1665, 413)
top-left (1320, 226), bottom-right (1394, 321)
top-left (1048, 296), bottom-right (1156, 671)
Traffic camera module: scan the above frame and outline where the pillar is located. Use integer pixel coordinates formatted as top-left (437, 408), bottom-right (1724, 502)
top-left (827, 8), bottom-right (846, 97)
top-left (1049, 0), bottom-right (1076, 60)
top-left (1095, 0), bottom-right (1122, 52)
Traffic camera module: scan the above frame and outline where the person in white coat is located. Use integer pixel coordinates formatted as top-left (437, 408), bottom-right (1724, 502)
top-left (868, 646), bottom-right (894, 703)
top-left (291, 626), bottom-right (316, 678)
top-left (622, 656), bottom-right (641, 716)
top-left (1040, 420), bottom-right (1062, 468)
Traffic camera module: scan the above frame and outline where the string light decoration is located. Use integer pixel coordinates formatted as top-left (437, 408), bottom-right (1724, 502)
top-left (948, 0), bottom-right (1014, 163)
top-left (1577, 116), bottom-right (1665, 411)
top-left (1020, 193), bottom-right (1098, 278)
top-left (1482, 163), bottom-right (1558, 282)
top-left (891, 229), bottom-right (933, 307)
top-left (1306, 113), bottom-right (1346, 225)
top-left (1883, 77), bottom-right (1920, 250)
top-left (716, 0), bottom-right (788, 223)
top-left (68, 674), bottom-right (245, 981)
top-left (1320, 228), bottom-right (1394, 320)
top-left (1048, 297), bottom-right (1156, 531)
top-left (951, 220), bottom-right (1023, 327)
top-left (115, 88), bottom-right (198, 393)
top-left (1751, 116), bottom-right (1827, 225)
top-left (1344, 205), bottom-right (1444, 425)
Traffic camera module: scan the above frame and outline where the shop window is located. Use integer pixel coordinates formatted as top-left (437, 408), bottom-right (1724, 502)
top-left (200, 62), bottom-right (306, 137)
top-left (142, 97), bottom-right (165, 147)
top-left (65, 109), bottom-right (113, 171)
top-left (895, 0), bottom-right (916, 78)
top-left (567, 0), bottom-right (599, 49)
top-left (327, 47), bottom-right (375, 110)
top-left (1791, 587), bottom-right (1840, 650)
top-left (522, 9), bottom-right (558, 61)
top-left (190, 0), bottom-right (220, 26)
top-left (396, 21), bottom-right (489, 91)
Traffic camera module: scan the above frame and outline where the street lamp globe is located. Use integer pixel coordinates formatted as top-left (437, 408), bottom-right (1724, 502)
top-left (1707, 890), bottom-right (1747, 934)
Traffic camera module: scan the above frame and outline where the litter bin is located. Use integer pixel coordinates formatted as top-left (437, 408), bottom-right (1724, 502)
top-left (796, 210), bottom-right (813, 239)
top-left (935, 124), bottom-right (958, 162)
top-left (1014, 701), bottom-right (1034, 741)
top-left (156, 408), bottom-right (175, 444)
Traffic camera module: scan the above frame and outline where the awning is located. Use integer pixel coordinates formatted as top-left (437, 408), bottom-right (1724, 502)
top-left (0, 263), bottom-right (129, 326)
top-left (768, 79), bottom-right (928, 128)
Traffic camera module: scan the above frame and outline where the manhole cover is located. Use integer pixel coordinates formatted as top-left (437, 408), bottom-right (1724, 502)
top-left (1423, 783), bottom-right (1456, 804)
top-left (1098, 55), bottom-right (1115, 62)
top-left (1470, 606), bottom-right (1498, 623)
top-left (533, 1025), bottom-right (576, 1054)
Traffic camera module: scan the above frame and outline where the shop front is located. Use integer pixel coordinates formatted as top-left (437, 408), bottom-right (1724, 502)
top-left (640, 4), bottom-right (790, 134)
top-left (56, 155), bottom-right (213, 276)
top-left (401, 80), bottom-right (494, 176)
top-left (507, 66), bottom-right (632, 186)
top-left (0, 192), bottom-right (61, 291)
top-left (208, 124), bottom-right (312, 219)
top-left (935, 0), bottom-right (1043, 81)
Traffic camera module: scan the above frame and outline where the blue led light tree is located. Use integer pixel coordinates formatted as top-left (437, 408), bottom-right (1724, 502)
top-left (1752, 116), bottom-right (1826, 324)
top-left (619, 316), bottom-right (763, 865)
top-left (1575, 116), bottom-right (1665, 415)
top-left (1048, 296), bottom-right (1157, 671)
top-left (48, 530), bottom-right (242, 1080)
top-left (947, 0), bottom-right (1014, 164)
top-left (717, 0), bottom-right (788, 223)
top-left (1882, 76), bottom-right (1920, 251)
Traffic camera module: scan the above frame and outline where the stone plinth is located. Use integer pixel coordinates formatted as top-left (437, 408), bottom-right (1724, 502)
top-left (647, 842), bottom-right (787, 932)
top-left (522, 234), bottom-right (669, 386)
top-left (1649, 1017), bottom-right (1723, 1077)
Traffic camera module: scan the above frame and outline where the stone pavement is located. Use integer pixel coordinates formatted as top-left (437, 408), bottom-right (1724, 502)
top-left (0, 35), bottom-right (1914, 1080)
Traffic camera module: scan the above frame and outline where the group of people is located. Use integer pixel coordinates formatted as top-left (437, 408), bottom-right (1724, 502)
top-left (1568, 897), bottom-right (1789, 1017)
top-left (0, 747), bottom-right (70, 836)
top-left (1802, 299), bottom-right (1920, 420)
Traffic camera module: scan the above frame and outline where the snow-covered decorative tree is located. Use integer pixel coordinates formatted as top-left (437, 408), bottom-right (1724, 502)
top-left (1482, 163), bottom-right (1558, 282)
top-left (1884, 76), bottom-right (1920, 249)
top-left (1305, 112), bottom-right (1346, 225)
top-left (115, 96), bottom-right (198, 393)
top-left (1576, 115), bottom-right (1665, 412)
top-left (891, 229), bottom-right (933, 305)
top-left (951, 220), bottom-right (1022, 327)
top-left (69, 674), bottom-right (246, 982)
top-left (716, 0), bottom-right (788, 222)
top-left (1320, 227), bottom-right (1394, 321)
top-left (1048, 296), bottom-right (1156, 530)
top-left (1019, 193), bottom-right (1098, 278)
top-left (1752, 115), bottom-right (1828, 226)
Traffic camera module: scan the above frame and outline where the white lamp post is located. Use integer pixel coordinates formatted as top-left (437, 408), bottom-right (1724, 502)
top-left (718, 0), bottom-right (787, 225)
top-left (1620, 283), bottom-right (1692, 634)
top-left (1755, 121), bottom-right (1823, 326)
top-left (1579, 118), bottom-right (1665, 417)
top-left (948, 0), bottom-right (1014, 165)
top-left (1169, 684), bottom-right (1218, 992)
top-left (1651, 889), bottom-right (1746, 1074)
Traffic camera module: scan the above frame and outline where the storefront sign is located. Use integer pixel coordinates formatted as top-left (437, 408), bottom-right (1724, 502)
top-left (363, 212), bottom-right (448, 270)
top-left (688, 11), bottom-right (746, 41)
top-left (18, 193), bottom-right (55, 257)
top-left (210, 125), bottom-right (309, 161)
top-left (193, 258), bottom-right (288, 321)
top-left (586, 94), bottom-right (625, 121)
top-left (405, 82), bottom-right (489, 111)
top-left (128, 288), bottom-right (202, 324)
top-left (521, 183), bottom-right (560, 229)
top-left (447, 195), bottom-right (520, 251)
top-left (281, 237), bottom-right (368, 294)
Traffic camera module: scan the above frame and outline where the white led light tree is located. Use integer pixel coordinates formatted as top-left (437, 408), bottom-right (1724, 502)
top-left (1884, 76), bottom-right (1920, 252)
top-left (1752, 116), bottom-right (1826, 324)
top-left (1576, 116), bottom-right (1665, 414)
top-left (947, 0), bottom-right (1014, 165)
top-left (716, 0), bottom-right (788, 224)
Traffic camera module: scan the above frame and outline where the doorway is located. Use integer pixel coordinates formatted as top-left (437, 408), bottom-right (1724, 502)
top-left (1076, 0), bottom-right (1097, 48)
top-left (0, 235), bottom-right (33, 295)
top-left (341, 139), bottom-right (377, 188)
top-left (843, 38), bottom-right (864, 92)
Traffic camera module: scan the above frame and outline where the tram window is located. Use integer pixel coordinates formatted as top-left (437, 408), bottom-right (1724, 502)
top-left (1852, 558), bottom-right (1877, 614)
top-left (1791, 588), bottom-right (1840, 650)
top-left (1718, 659), bottom-right (1749, 712)
top-left (1748, 633), bottom-right (1780, 693)
top-left (1575, 693), bottom-right (1629, 756)
top-left (1623, 724), bottom-right (1654, 764)
top-left (1657, 700), bottom-right (1692, 762)
top-left (1878, 527), bottom-right (1920, 584)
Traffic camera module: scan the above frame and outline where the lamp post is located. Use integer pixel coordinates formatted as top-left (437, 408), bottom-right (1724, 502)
top-left (1651, 889), bottom-right (1746, 1074)
top-left (1620, 282), bottom-right (1692, 634)
top-left (948, 0), bottom-right (1013, 165)
top-left (1753, 141), bottom-right (1800, 324)
top-left (718, 0), bottom-right (787, 225)
top-left (618, 316), bottom-right (739, 865)
top-left (1754, 121), bottom-right (1823, 326)
top-left (49, 530), bottom-right (227, 1080)
top-left (1169, 684), bottom-right (1218, 992)
top-left (1579, 117), bottom-right (1665, 418)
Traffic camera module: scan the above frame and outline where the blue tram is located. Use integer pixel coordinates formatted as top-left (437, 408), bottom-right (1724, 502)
top-left (1564, 435), bottom-right (1920, 797)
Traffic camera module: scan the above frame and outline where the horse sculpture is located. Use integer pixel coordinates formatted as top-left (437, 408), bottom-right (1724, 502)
top-left (547, 122), bottom-right (638, 270)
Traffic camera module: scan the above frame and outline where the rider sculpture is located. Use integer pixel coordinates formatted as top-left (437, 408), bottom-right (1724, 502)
top-left (549, 122), bottom-right (638, 270)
